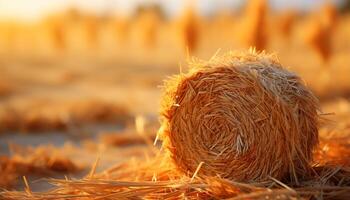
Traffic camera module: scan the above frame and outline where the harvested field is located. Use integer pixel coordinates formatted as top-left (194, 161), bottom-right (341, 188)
top-left (0, 1), bottom-right (350, 199)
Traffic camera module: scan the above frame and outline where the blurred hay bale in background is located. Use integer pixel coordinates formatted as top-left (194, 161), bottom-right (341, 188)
top-left (36, 15), bottom-right (66, 55)
top-left (304, 2), bottom-right (338, 63)
top-left (0, 23), bottom-right (17, 54)
top-left (175, 6), bottom-right (200, 55)
top-left (58, 9), bottom-right (101, 54)
top-left (277, 9), bottom-right (296, 40)
top-left (237, 0), bottom-right (268, 51)
top-left (105, 17), bottom-right (130, 46)
top-left (305, 20), bottom-right (332, 63)
top-left (131, 7), bottom-right (162, 50)
top-left (320, 2), bottom-right (338, 30)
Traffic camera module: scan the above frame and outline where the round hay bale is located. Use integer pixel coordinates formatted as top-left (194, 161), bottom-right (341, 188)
top-left (159, 51), bottom-right (319, 182)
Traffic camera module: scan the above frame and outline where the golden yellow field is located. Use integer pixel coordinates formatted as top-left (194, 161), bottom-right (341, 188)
top-left (1, 1), bottom-right (350, 199)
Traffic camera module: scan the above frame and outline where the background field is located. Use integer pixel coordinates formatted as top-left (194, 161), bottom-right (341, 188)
top-left (1, 0), bottom-right (350, 198)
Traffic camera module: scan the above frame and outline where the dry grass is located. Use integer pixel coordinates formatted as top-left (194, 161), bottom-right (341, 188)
top-left (70, 100), bottom-right (130, 124)
top-left (0, 156), bottom-right (18, 189)
top-left (100, 131), bottom-right (156, 147)
top-left (160, 50), bottom-right (319, 183)
top-left (0, 100), bottom-right (132, 133)
top-left (315, 120), bottom-right (350, 167)
top-left (0, 80), bottom-right (14, 97)
top-left (0, 52), bottom-right (350, 199)
top-left (0, 144), bottom-right (82, 189)
top-left (1, 133), bottom-right (350, 199)
top-left (0, 5), bottom-right (349, 200)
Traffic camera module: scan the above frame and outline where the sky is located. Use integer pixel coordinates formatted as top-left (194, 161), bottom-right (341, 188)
top-left (0, 0), bottom-right (344, 22)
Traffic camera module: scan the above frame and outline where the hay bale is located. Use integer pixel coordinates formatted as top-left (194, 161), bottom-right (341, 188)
top-left (238, 0), bottom-right (268, 51)
top-left (320, 2), bottom-right (338, 31)
top-left (132, 9), bottom-right (160, 49)
top-left (176, 6), bottom-right (199, 55)
top-left (159, 51), bottom-right (320, 182)
top-left (109, 18), bottom-right (130, 45)
top-left (39, 16), bottom-right (66, 53)
top-left (305, 20), bottom-right (332, 62)
top-left (277, 10), bottom-right (296, 39)
top-left (304, 3), bottom-right (338, 63)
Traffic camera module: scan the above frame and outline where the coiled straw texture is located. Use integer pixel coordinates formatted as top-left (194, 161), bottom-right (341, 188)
top-left (160, 51), bottom-right (319, 182)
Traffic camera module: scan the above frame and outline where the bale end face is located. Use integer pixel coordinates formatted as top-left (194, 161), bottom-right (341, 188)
top-left (159, 51), bottom-right (319, 182)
